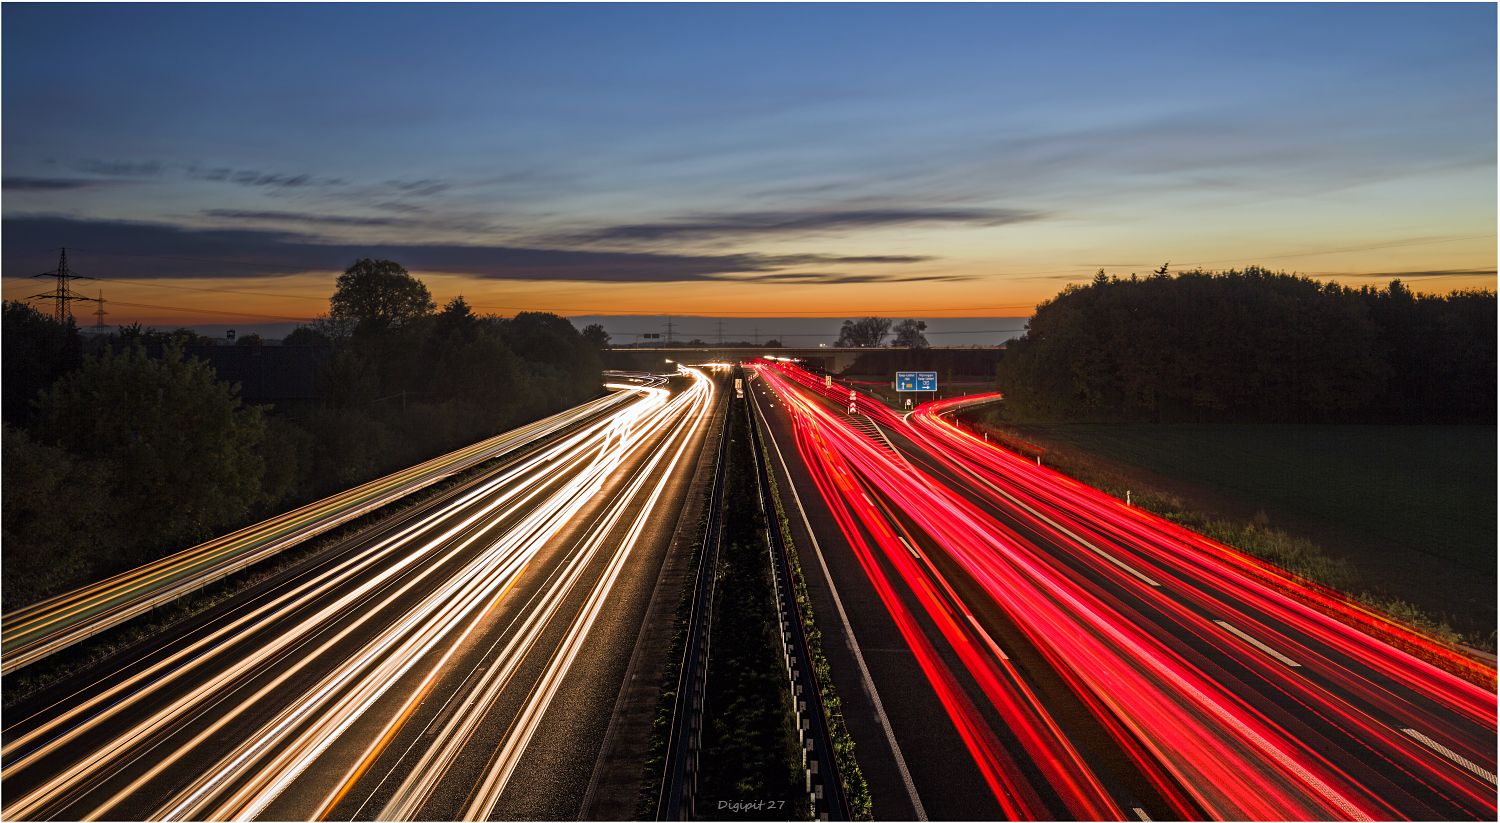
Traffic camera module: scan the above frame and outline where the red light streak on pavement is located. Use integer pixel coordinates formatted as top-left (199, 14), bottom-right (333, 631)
top-left (894, 394), bottom-right (1498, 817)
top-left (794, 405), bottom-right (1054, 819)
top-left (755, 361), bottom-right (1496, 820)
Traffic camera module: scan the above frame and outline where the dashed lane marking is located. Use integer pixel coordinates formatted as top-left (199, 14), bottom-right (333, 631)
top-left (1214, 620), bottom-right (1301, 668)
top-left (1401, 727), bottom-right (1497, 784)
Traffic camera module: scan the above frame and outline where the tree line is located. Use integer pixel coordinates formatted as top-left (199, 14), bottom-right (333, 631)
top-left (3, 258), bottom-right (603, 610)
top-left (995, 267), bottom-right (1496, 423)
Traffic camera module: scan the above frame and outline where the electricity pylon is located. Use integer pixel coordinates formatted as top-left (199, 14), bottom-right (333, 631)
top-left (30, 248), bottom-right (96, 323)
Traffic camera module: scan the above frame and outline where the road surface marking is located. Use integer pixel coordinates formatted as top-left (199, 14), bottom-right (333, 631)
top-left (1401, 728), bottom-right (1496, 784)
top-left (755, 393), bottom-right (928, 821)
top-left (1214, 620), bottom-right (1301, 667)
top-left (965, 614), bottom-right (1010, 661)
top-left (1132, 807), bottom-right (1152, 821)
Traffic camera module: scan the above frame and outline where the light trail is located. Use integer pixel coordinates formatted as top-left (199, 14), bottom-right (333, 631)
top-left (2, 370), bottom-right (718, 822)
top-left (754, 360), bottom-right (1497, 821)
top-left (0, 387), bottom-right (642, 675)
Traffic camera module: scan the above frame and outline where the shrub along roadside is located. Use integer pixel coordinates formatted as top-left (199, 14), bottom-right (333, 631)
top-left (951, 408), bottom-right (1496, 655)
top-left (753, 409), bottom-right (874, 820)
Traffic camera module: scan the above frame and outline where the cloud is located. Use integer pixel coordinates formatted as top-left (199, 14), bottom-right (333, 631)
top-left (385, 179), bottom-right (450, 197)
top-left (560, 207), bottom-right (1040, 245)
top-left (3, 177), bottom-right (126, 191)
top-left (187, 166), bottom-right (343, 189)
top-left (202, 209), bottom-right (421, 228)
top-left (750, 253), bottom-right (933, 266)
top-left (75, 159), bottom-right (163, 177)
top-left (743, 271), bottom-right (974, 284)
top-left (2, 215), bottom-right (943, 283)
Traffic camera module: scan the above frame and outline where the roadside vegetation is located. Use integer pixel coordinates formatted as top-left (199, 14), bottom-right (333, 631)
top-left (2, 258), bottom-right (603, 612)
top-left (996, 268), bottom-right (1494, 424)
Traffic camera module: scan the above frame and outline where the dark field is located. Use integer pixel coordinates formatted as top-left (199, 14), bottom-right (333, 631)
top-left (1009, 423), bottom-right (1496, 635)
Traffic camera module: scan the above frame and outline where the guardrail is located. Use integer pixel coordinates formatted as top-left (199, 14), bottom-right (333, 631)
top-left (747, 383), bottom-right (849, 821)
top-left (2, 387), bottom-right (648, 675)
top-left (658, 388), bottom-right (732, 820)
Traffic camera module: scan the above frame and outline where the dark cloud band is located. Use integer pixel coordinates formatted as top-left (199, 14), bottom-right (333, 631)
top-left (3, 215), bottom-right (942, 285)
top-left (4, 177), bottom-right (128, 191)
top-left (559, 207), bottom-right (1040, 244)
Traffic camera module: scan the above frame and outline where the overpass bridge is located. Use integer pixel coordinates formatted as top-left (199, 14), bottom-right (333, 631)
top-left (600, 346), bottom-right (1003, 380)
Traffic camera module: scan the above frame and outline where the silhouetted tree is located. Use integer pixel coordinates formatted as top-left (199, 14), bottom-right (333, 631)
top-left (329, 258), bottom-right (436, 338)
top-left (2, 425), bottom-right (117, 609)
top-left (581, 323), bottom-right (611, 349)
top-left (837, 317), bottom-right (891, 347)
top-left (891, 319), bottom-right (929, 348)
top-left (993, 268), bottom-right (1483, 423)
top-left (282, 324), bottom-right (332, 346)
top-left (315, 349), bottom-right (378, 409)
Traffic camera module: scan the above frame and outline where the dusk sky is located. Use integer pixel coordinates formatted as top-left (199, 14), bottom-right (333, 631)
top-left (3, 3), bottom-right (1495, 333)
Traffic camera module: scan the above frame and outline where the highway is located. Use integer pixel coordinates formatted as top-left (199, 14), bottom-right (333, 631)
top-left (2, 368), bottom-right (718, 821)
top-left (748, 360), bottom-right (1496, 821)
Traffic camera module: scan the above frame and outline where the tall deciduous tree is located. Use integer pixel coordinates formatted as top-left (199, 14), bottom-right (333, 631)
top-left (836, 317), bottom-right (892, 347)
top-left (581, 323), bottom-right (611, 349)
top-left (329, 258), bottom-right (436, 337)
top-left (891, 319), bottom-right (929, 348)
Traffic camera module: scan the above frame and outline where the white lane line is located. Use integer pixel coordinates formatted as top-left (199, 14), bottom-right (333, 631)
top-left (1132, 806), bottom-right (1152, 821)
top-left (754, 393), bottom-right (929, 822)
top-left (1401, 728), bottom-right (1497, 784)
top-left (965, 614), bottom-right (1010, 661)
top-left (1214, 620), bottom-right (1301, 667)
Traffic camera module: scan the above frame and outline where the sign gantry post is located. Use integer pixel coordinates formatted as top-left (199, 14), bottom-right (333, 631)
top-left (895, 371), bottom-right (938, 408)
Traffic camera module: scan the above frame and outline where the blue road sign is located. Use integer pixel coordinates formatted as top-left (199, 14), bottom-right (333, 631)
top-left (896, 371), bottom-right (938, 391)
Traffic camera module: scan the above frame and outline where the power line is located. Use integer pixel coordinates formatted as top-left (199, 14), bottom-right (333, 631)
top-left (104, 301), bottom-right (312, 321)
